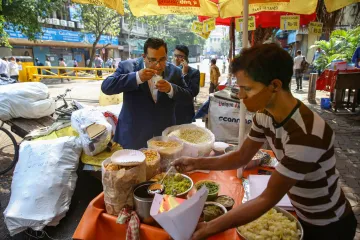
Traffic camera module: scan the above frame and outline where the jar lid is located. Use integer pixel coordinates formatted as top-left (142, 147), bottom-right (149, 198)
top-left (111, 149), bottom-right (145, 166)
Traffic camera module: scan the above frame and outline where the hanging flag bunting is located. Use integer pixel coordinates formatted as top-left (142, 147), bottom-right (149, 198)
top-left (308, 22), bottom-right (323, 35)
top-left (128, 0), bottom-right (218, 17)
top-left (280, 15), bottom-right (300, 30)
top-left (191, 21), bottom-right (204, 34)
top-left (202, 18), bottom-right (216, 33)
top-left (72, 0), bottom-right (124, 15)
top-left (235, 16), bottom-right (256, 32)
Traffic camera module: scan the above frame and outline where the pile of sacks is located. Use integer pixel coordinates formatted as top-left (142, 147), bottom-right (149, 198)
top-left (0, 82), bottom-right (56, 120)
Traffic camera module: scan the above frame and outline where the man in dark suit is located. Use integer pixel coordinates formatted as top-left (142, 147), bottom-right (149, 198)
top-left (101, 38), bottom-right (192, 149)
top-left (173, 45), bottom-right (200, 124)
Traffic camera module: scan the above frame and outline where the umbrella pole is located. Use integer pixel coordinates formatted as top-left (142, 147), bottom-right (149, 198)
top-left (237, 0), bottom-right (249, 178)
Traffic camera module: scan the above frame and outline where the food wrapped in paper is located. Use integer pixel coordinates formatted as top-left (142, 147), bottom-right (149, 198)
top-left (102, 158), bottom-right (146, 215)
top-left (147, 136), bottom-right (183, 172)
top-left (162, 124), bottom-right (215, 157)
top-left (140, 148), bottom-right (161, 180)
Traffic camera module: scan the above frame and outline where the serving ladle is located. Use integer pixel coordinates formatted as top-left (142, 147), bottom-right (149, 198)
top-left (147, 166), bottom-right (175, 195)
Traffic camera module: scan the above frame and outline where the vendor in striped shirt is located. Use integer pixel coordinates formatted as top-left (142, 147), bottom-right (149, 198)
top-left (173, 44), bottom-right (357, 240)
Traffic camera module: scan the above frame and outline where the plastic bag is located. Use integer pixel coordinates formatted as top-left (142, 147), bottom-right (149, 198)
top-left (0, 82), bottom-right (55, 120)
top-left (71, 108), bottom-right (112, 156)
top-left (102, 158), bottom-right (146, 215)
top-left (162, 124), bottom-right (215, 157)
top-left (4, 136), bottom-right (82, 236)
top-left (147, 136), bottom-right (184, 172)
top-left (140, 148), bottom-right (161, 180)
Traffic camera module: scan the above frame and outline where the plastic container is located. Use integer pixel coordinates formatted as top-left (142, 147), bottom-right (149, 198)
top-left (215, 195), bottom-right (235, 211)
top-left (321, 98), bottom-right (331, 110)
top-left (162, 124), bottom-right (215, 157)
top-left (195, 180), bottom-right (220, 201)
top-left (201, 202), bottom-right (227, 222)
top-left (147, 136), bottom-right (184, 172)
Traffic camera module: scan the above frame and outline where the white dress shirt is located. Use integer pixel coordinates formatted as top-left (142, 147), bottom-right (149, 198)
top-left (135, 66), bottom-right (174, 102)
top-left (0, 59), bottom-right (9, 76)
top-left (294, 55), bottom-right (304, 70)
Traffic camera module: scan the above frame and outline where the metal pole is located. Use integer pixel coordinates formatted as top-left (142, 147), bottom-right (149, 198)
top-left (237, 0), bottom-right (249, 179)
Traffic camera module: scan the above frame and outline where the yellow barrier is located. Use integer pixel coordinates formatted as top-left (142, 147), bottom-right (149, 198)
top-left (200, 72), bottom-right (205, 87)
top-left (25, 66), bottom-right (116, 82)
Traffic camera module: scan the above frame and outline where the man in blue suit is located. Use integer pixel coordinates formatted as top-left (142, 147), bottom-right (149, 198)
top-left (101, 38), bottom-right (192, 149)
top-left (173, 45), bottom-right (200, 124)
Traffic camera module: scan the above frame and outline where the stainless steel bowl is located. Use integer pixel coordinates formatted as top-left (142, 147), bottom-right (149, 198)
top-left (236, 207), bottom-right (304, 240)
top-left (173, 174), bottom-right (194, 198)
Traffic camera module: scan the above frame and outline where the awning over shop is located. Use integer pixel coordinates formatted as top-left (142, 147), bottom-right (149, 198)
top-left (287, 31), bottom-right (297, 44)
top-left (9, 38), bottom-right (121, 49)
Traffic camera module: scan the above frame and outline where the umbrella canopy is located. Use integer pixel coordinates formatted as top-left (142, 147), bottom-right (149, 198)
top-left (72, 0), bottom-right (124, 15)
top-left (199, 11), bottom-right (317, 28)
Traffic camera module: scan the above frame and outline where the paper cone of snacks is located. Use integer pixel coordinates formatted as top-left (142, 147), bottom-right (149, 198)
top-left (102, 150), bottom-right (146, 215)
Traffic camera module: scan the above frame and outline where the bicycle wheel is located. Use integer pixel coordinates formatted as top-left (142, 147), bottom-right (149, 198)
top-left (0, 127), bottom-right (19, 175)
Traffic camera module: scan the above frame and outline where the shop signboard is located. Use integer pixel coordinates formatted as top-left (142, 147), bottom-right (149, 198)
top-left (280, 15), bottom-right (300, 30)
top-left (5, 27), bottom-right (119, 46)
top-left (235, 16), bottom-right (256, 32)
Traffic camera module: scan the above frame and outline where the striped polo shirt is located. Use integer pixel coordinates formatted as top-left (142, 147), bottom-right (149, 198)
top-left (248, 100), bottom-right (350, 226)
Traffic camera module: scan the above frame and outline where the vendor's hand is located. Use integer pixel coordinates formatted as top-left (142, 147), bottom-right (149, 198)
top-left (182, 60), bottom-right (189, 75)
top-left (191, 222), bottom-right (212, 240)
top-left (172, 157), bottom-right (197, 173)
top-left (156, 79), bottom-right (171, 93)
top-left (139, 68), bottom-right (157, 82)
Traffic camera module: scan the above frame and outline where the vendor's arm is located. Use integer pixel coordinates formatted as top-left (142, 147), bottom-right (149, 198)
top-left (101, 62), bottom-right (156, 95)
top-left (193, 170), bottom-right (297, 240)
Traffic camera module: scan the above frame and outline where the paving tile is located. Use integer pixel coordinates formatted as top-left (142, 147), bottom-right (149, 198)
top-left (345, 193), bottom-right (360, 207)
top-left (344, 178), bottom-right (360, 188)
top-left (352, 205), bottom-right (360, 215)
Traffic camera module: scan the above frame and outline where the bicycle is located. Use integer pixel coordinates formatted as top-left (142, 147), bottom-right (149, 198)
top-left (0, 123), bottom-right (19, 175)
top-left (0, 89), bottom-right (79, 175)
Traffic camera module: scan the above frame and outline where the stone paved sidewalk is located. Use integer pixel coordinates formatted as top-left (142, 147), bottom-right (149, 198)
top-left (291, 80), bottom-right (360, 240)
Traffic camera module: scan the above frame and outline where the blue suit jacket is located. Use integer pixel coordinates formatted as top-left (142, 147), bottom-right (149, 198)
top-left (175, 66), bottom-right (200, 124)
top-left (101, 58), bottom-right (192, 149)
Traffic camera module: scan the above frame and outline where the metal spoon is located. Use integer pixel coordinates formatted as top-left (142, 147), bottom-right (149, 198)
top-left (147, 166), bottom-right (174, 195)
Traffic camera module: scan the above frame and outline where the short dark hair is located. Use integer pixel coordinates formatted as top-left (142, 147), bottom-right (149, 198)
top-left (296, 50), bottom-right (301, 55)
top-left (231, 44), bottom-right (293, 91)
top-left (144, 38), bottom-right (167, 55)
top-left (59, 58), bottom-right (63, 61)
top-left (211, 58), bottom-right (217, 65)
top-left (175, 45), bottom-right (189, 57)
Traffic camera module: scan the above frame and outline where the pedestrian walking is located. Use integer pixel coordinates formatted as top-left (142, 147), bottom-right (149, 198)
top-left (209, 58), bottom-right (220, 93)
top-left (35, 58), bottom-right (44, 75)
top-left (1, 57), bottom-right (10, 77)
top-left (59, 58), bottom-right (69, 82)
top-left (94, 54), bottom-right (103, 77)
top-left (293, 50), bottom-right (304, 91)
top-left (73, 58), bottom-right (78, 67)
top-left (44, 57), bottom-right (52, 75)
top-left (0, 58), bottom-right (9, 78)
top-left (9, 57), bottom-right (19, 81)
top-left (112, 58), bottom-right (117, 68)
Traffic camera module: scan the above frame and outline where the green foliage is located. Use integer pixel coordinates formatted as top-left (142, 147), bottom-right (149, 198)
top-left (79, 4), bottom-right (121, 66)
top-left (80, 4), bottom-right (120, 40)
top-left (311, 26), bottom-right (360, 71)
top-left (0, 0), bottom-right (63, 46)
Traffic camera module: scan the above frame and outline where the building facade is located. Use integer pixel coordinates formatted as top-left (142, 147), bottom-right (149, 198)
top-left (0, 3), bottom-right (123, 67)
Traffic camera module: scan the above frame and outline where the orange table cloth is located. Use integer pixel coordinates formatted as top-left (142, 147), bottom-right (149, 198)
top-left (73, 152), bottom-right (275, 240)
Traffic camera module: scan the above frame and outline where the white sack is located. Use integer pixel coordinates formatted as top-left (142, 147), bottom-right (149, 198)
top-left (4, 136), bottom-right (82, 236)
top-left (0, 82), bottom-right (55, 120)
top-left (208, 95), bottom-right (254, 144)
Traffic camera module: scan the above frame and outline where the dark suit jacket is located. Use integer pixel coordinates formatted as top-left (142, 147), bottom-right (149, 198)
top-left (175, 66), bottom-right (200, 124)
top-left (101, 58), bottom-right (192, 149)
